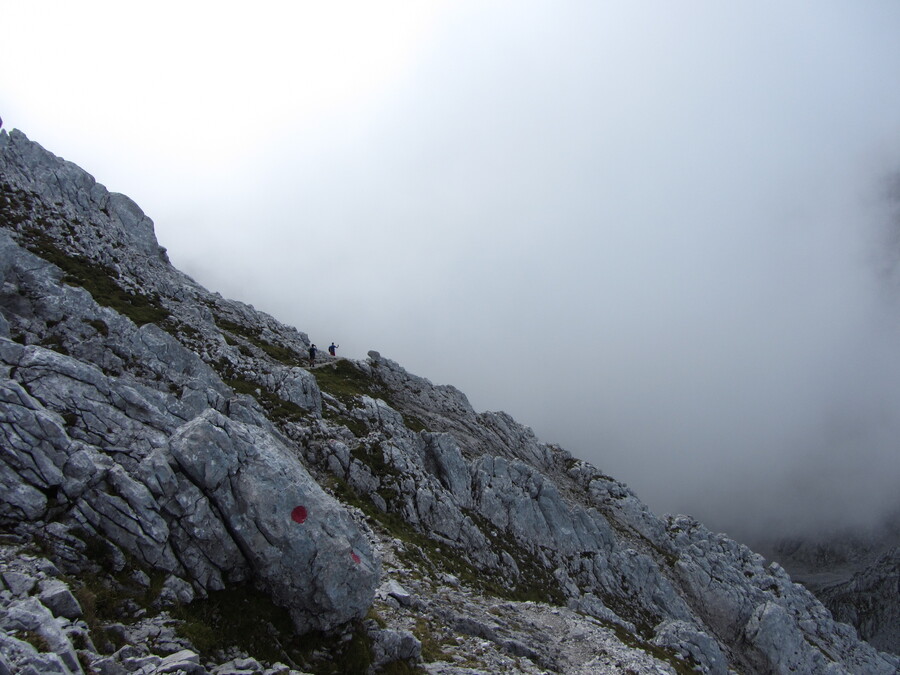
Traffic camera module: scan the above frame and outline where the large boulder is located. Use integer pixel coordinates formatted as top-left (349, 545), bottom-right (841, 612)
top-left (168, 409), bottom-right (379, 631)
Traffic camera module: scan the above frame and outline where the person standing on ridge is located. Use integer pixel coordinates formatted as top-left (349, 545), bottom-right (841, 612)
top-left (328, 342), bottom-right (338, 357)
top-left (308, 344), bottom-right (317, 365)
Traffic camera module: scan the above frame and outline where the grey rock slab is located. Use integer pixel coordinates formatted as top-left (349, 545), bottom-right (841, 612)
top-left (0, 375), bottom-right (69, 520)
top-left (13, 345), bottom-right (172, 452)
top-left (121, 655), bottom-right (162, 672)
top-left (379, 579), bottom-right (413, 607)
top-left (153, 575), bottom-right (195, 609)
top-left (271, 366), bottom-right (321, 414)
top-left (74, 463), bottom-right (179, 573)
top-left (818, 546), bottom-right (900, 655)
top-left (369, 628), bottom-right (421, 669)
top-left (2, 596), bottom-right (81, 673)
top-left (1, 570), bottom-right (37, 597)
top-left (653, 619), bottom-right (728, 675)
top-left (209, 656), bottom-right (262, 674)
top-left (419, 433), bottom-right (472, 507)
top-left (154, 649), bottom-right (206, 674)
top-left (90, 656), bottom-right (127, 675)
top-left (168, 409), bottom-right (380, 631)
top-left (38, 579), bottom-right (83, 619)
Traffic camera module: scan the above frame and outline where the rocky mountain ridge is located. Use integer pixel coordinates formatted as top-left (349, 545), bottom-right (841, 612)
top-left (758, 518), bottom-right (900, 657)
top-left (0, 128), bottom-right (897, 674)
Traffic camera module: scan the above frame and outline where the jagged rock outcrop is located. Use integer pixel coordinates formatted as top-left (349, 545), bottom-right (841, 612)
top-left (760, 516), bottom-right (900, 657)
top-left (815, 548), bottom-right (900, 655)
top-left (1, 127), bottom-right (898, 673)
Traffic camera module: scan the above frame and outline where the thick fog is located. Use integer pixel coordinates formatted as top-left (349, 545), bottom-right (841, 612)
top-left (3, 2), bottom-right (900, 543)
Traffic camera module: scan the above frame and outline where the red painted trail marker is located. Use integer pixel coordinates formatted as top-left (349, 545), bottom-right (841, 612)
top-left (291, 506), bottom-right (308, 524)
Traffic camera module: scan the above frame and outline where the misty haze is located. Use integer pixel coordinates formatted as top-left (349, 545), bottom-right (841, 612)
top-left (3, 2), bottom-right (900, 548)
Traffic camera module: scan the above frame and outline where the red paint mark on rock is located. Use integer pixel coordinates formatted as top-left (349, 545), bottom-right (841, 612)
top-left (291, 506), bottom-right (308, 524)
top-left (350, 552), bottom-right (361, 565)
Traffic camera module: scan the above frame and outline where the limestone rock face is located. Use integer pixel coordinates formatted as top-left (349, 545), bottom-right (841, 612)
top-left (0, 130), bottom-right (164, 260)
top-left (167, 409), bottom-right (378, 631)
top-left (0, 130), bottom-right (379, 641)
top-left (1, 127), bottom-right (898, 674)
top-left (817, 547), bottom-right (900, 655)
top-left (756, 515), bottom-right (900, 657)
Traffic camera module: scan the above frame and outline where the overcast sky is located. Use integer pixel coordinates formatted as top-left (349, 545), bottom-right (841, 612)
top-left (3, 1), bottom-right (900, 542)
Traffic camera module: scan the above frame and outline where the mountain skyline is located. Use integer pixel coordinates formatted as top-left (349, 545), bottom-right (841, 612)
top-left (2, 125), bottom-right (898, 672)
top-left (3, 2), bottom-right (900, 542)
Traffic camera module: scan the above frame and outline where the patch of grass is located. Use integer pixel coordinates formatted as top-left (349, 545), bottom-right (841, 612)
top-left (214, 316), bottom-right (304, 365)
top-left (414, 617), bottom-right (453, 663)
top-left (316, 361), bottom-right (431, 433)
top-left (0, 183), bottom-right (36, 228)
top-left (71, 572), bottom-right (136, 655)
top-left (467, 511), bottom-right (566, 605)
top-left (313, 360), bottom-right (383, 406)
top-left (223, 376), bottom-right (311, 423)
top-left (83, 318), bottom-right (109, 337)
top-left (351, 441), bottom-right (405, 485)
top-left (63, 531), bottom-right (169, 653)
top-left (400, 414), bottom-right (429, 433)
top-left (367, 607), bottom-right (388, 629)
top-left (0, 184), bottom-right (169, 327)
top-left (157, 318), bottom-right (203, 348)
top-left (144, 570), bottom-right (168, 608)
top-left (19, 630), bottom-right (51, 653)
top-left (379, 659), bottom-right (425, 674)
top-left (71, 529), bottom-right (121, 574)
top-left (329, 474), bottom-right (561, 606)
top-left (602, 619), bottom-right (700, 675)
top-left (173, 585), bottom-right (298, 663)
top-left (173, 321), bottom-right (199, 339)
top-left (74, 580), bottom-right (122, 624)
top-left (223, 376), bottom-right (259, 397)
top-left (215, 358), bottom-right (313, 425)
top-left (598, 592), bottom-right (664, 644)
top-left (325, 626), bottom-right (373, 674)
top-left (40, 332), bottom-right (69, 355)
top-left (173, 585), bottom-right (381, 674)
top-left (77, 649), bottom-right (96, 675)
top-left (21, 226), bottom-right (169, 327)
top-left (324, 410), bottom-right (370, 437)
